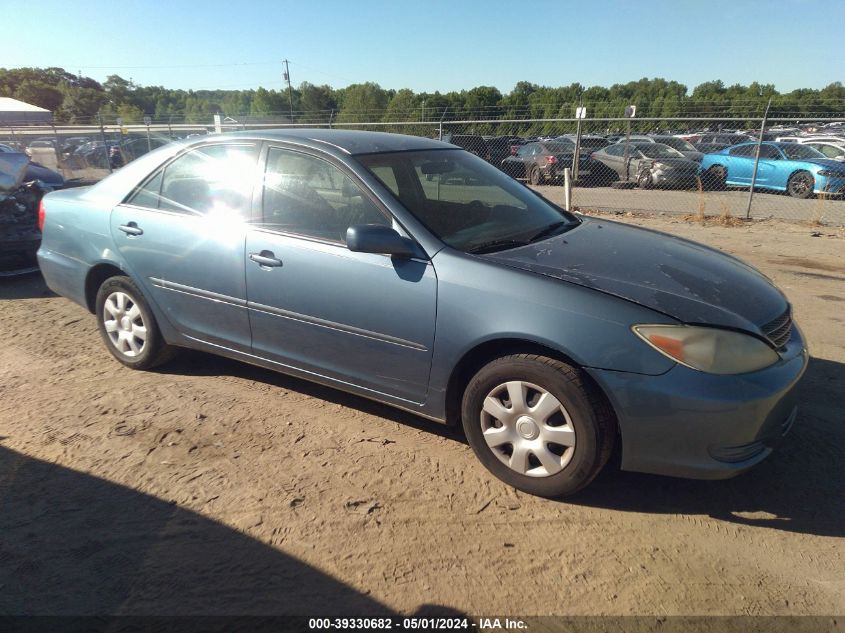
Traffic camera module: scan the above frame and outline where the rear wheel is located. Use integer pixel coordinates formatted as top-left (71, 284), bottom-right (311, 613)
top-left (461, 354), bottom-right (615, 498)
top-left (529, 166), bottom-right (543, 186)
top-left (95, 276), bottom-right (176, 370)
top-left (787, 170), bottom-right (815, 199)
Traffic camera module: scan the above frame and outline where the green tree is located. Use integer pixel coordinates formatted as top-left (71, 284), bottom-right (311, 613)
top-left (336, 82), bottom-right (388, 123)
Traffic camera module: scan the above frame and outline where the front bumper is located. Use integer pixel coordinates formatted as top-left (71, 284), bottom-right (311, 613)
top-left (652, 168), bottom-right (699, 187)
top-left (587, 325), bottom-right (809, 480)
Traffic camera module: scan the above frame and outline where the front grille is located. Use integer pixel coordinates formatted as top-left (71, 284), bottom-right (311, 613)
top-left (762, 308), bottom-right (793, 350)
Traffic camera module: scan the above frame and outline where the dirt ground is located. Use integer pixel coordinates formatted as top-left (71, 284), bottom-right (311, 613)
top-left (0, 213), bottom-right (843, 618)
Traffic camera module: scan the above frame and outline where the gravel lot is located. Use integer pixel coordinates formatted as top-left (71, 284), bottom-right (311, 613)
top-left (0, 214), bottom-right (843, 617)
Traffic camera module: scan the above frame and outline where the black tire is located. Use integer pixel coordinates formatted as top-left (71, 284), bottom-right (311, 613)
top-left (461, 354), bottom-right (615, 498)
top-left (704, 165), bottom-right (727, 190)
top-left (637, 170), bottom-right (654, 189)
top-left (529, 166), bottom-right (543, 186)
top-left (787, 170), bottom-right (815, 199)
top-left (95, 275), bottom-right (177, 370)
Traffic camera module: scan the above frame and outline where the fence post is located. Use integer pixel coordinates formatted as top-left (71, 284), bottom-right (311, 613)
top-left (563, 168), bottom-right (572, 211)
top-left (329, 109), bottom-right (334, 129)
top-left (745, 98), bottom-right (772, 220)
top-left (99, 113), bottom-right (113, 174)
top-left (438, 107), bottom-right (448, 141)
top-left (571, 99), bottom-right (583, 181)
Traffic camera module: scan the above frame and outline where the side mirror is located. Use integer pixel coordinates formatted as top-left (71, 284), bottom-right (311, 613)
top-left (346, 225), bottom-right (418, 258)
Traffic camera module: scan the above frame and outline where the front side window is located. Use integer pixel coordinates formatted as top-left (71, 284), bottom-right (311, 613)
top-left (259, 148), bottom-right (390, 243)
top-left (127, 143), bottom-right (257, 218)
top-left (359, 149), bottom-right (579, 253)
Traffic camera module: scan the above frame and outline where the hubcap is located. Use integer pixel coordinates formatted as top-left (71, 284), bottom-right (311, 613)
top-left (479, 381), bottom-right (576, 478)
top-left (102, 291), bottom-right (147, 358)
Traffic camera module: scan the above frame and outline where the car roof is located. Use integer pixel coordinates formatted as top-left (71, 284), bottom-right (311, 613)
top-left (222, 128), bottom-right (453, 155)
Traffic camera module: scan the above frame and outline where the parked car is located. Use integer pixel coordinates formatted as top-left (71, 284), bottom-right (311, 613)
top-left (0, 144), bottom-right (65, 188)
top-left (500, 140), bottom-right (599, 184)
top-left (0, 153), bottom-right (55, 276)
top-left (591, 141), bottom-right (700, 188)
top-left (486, 136), bottom-right (526, 168)
top-left (554, 135), bottom-right (612, 153)
top-left (627, 135), bottom-right (704, 162)
top-left (443, 134), bottom-right (490, 161)
top-left (691, 133), bottom-right (753, 150)
top-left (803, 141), bottom-right (845, 162)
top-left (38, 129), bottom-right (807, 497)
top-left (700, 141), bottom-right (845, 198)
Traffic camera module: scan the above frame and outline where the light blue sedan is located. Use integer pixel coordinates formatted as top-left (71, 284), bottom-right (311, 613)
top-left (700, 141), bottom-right (845, 198)
top-left (37, 130), bottom-right (807, 497)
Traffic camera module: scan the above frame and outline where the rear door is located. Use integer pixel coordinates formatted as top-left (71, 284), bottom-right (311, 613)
top-left (110, 142), bottom-right (259, 351)
top-left (244, 145), bottom-right (437, 404)
top-left (725, 144), bottom-right (756, 184)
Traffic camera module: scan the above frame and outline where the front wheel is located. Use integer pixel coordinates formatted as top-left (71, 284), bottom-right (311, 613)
top-left (529, 166), bottom-right (543, 186)
top-left (95, 276), bottom-right (177, 370)
top-left (787, 170), bottom-right (815, 199)
top-left (461, 354), bottom-right (615, 498)
top-left (637, 170), bottom-right (654, 189)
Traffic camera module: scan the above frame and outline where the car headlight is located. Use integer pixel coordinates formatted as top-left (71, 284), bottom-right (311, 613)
top-left (632, 324), bottom-right (780, 374)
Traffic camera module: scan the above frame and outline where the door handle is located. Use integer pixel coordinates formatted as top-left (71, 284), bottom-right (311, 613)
top-left (249, 250), bottom-right (283, 268)
top-left (119, 222), bottom-right (143, 236)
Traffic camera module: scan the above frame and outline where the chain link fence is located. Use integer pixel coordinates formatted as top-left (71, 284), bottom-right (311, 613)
top-left (2, 110), bottom-right (844, 225)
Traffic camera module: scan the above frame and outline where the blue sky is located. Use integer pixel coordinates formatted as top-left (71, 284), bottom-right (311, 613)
top-left (2, 0), bottom-right (841, 94)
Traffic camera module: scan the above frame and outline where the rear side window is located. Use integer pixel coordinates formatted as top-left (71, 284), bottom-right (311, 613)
top-left (127, 144), bottom-right (257, 217)
top-left (729, 145), bottom-right (756, 157)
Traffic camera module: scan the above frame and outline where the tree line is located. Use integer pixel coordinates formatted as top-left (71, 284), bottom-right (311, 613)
top-left (2, 67), bottom-right (844, 131)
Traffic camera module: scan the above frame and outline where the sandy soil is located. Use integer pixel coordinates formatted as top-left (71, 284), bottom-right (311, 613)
top-left (0, 214), bottom-right (843, 617)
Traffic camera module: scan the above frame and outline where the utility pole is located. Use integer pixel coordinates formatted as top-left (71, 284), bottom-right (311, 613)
top-left (283, 59), bottom-right (294, 122)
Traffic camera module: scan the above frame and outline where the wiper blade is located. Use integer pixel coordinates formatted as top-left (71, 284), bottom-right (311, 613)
top-left (466, 239), bottom-right (531, 254)
top-left (526, 220), bottom-right (570, 243)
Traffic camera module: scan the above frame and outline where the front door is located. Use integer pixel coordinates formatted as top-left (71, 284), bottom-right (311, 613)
top-left (245, 146), bottom-right (437, 404)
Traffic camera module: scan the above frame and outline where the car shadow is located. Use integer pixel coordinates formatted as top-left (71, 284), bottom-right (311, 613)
top-left (0, 444), bottom-right (462, 620)
top-left (157, 350), bottom-right (467, 445)
top-left (569, 356), bottom-right (845, 538)
top-left (0, 271), bottom-right (56, 300)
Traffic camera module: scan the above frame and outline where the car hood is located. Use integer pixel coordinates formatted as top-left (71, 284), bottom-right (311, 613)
top-left (803, 158), bottom-right (845, 172)
top-left (483, 218), bottom-right (787, 331)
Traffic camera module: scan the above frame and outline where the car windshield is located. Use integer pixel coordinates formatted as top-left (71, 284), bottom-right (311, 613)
top-left (780, 144), bottom-right (826, 160)
top-left (637, 143), bottom-right (685, 159)
top-left (358, 149), bottom-right (579, 253)
top-left (658, 137), bottom-right (697, 152)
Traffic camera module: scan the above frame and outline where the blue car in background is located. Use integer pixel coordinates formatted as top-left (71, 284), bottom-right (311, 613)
top-left (700, 141), bottom-right (845, 198)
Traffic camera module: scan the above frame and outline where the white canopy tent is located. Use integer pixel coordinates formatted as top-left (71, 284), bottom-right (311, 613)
top-left (0, 97), bottom-right (52, 125)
